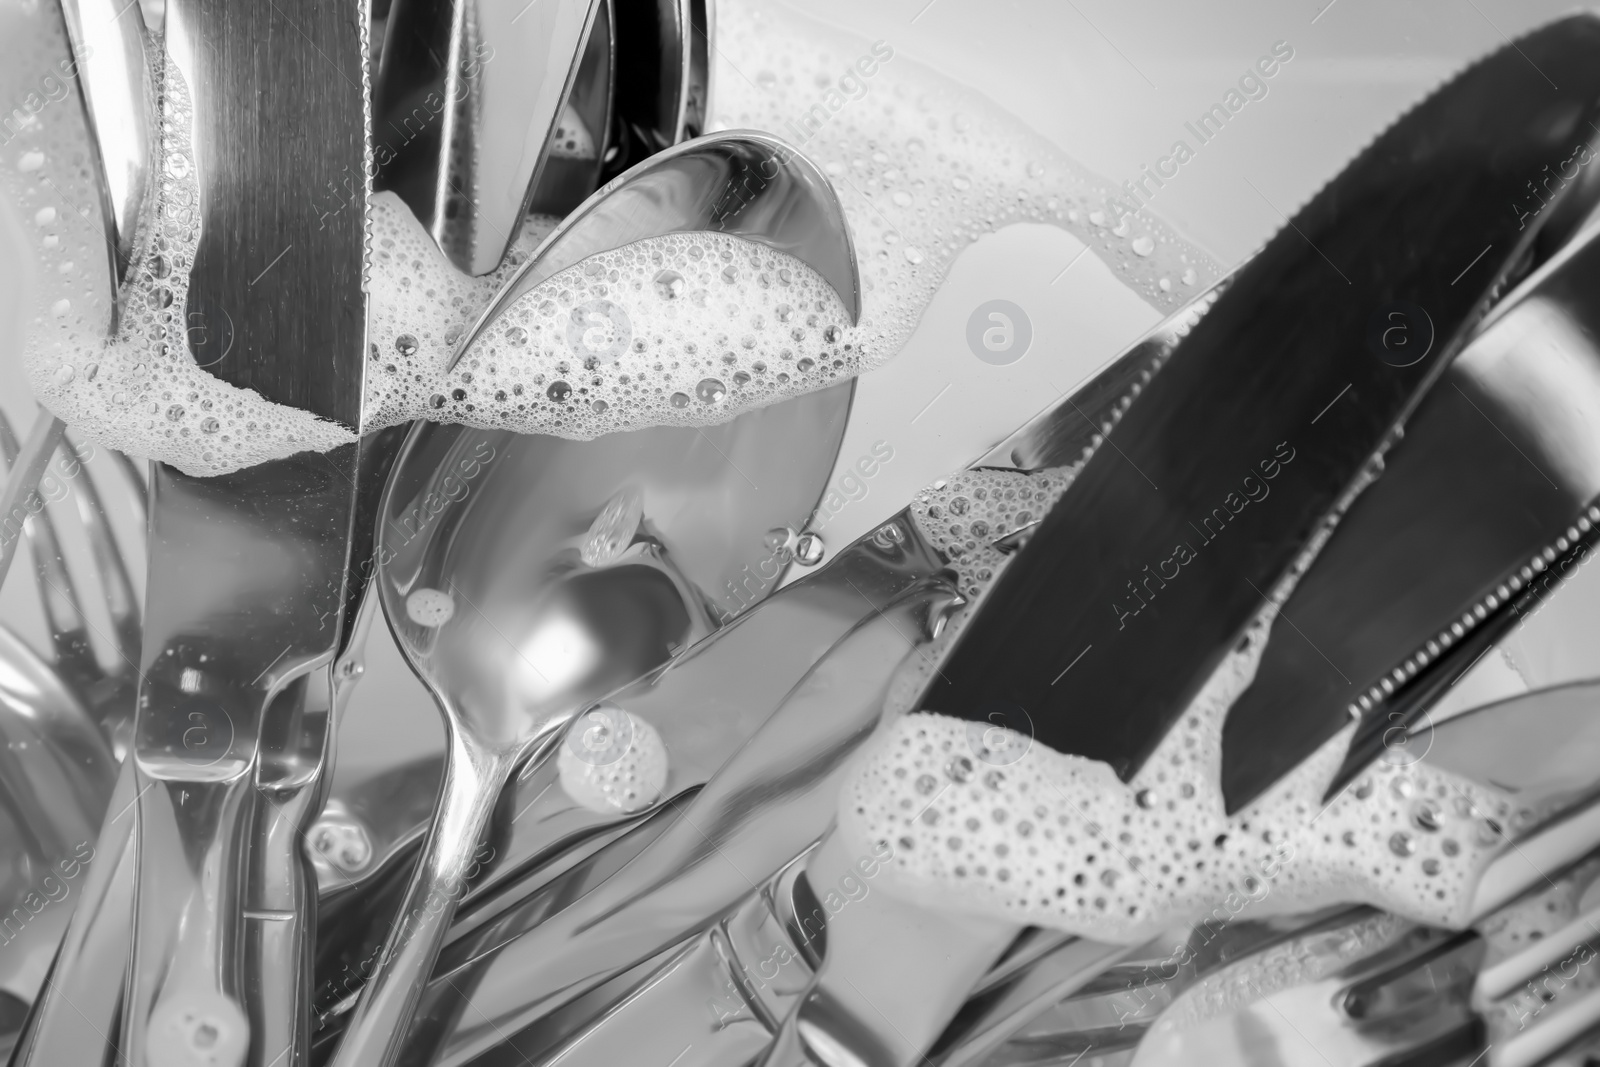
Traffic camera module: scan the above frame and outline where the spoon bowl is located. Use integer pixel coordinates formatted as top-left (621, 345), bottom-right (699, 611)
top-left (331, 131), bottom-right (859, 1066)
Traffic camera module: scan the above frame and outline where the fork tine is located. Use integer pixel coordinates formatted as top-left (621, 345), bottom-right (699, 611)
top-left (66, 431), bottom-right (142, 679)
top-left (0, 412), bottom-right (66, 593)
top-left (0, 410), bottom-right (98, 687)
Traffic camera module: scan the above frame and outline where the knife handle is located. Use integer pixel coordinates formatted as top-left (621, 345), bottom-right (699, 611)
top-left (330, 736), bottom-right (513, 1067)
top-left (9, 758), bottom-right (137, 1067)
top-left (124, 771), bottom-right (254, 1067)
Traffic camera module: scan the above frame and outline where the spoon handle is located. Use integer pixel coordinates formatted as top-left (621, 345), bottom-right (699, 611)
top-left (330, 735), bottom-right (512, 1067)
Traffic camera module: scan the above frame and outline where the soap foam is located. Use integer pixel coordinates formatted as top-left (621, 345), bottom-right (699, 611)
top-left (3, 43), bottom-right (354, 472)
top-left (839, 612), bottom-right (1518, 943)
top-left (839, 456), bottom-right (1520, 944)
top-left (4, 0), bottom-right (1219, 474)
top-left (556, 703), bottom-right (669, 815)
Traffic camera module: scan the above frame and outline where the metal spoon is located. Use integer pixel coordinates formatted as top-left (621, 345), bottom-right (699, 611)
top-left (450, 128), bottom-right (860, 370)
top-left (329, 131), bottom-right (858, 1066)
top-left (374, 0), bottom-right (608, 275)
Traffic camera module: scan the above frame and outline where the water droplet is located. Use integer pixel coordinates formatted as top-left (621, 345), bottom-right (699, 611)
top-left (1026, 161), bottom-right (1046, 179)
top-left (794, 531), bottom-right (825, 566)
top-left (166, 404), bottom-right (184, 422)
top-left (1135, 789), bottom-right (1153, 810)
top-left (915, 774), bottom-right (938, 795)
top-left (720, 265), bottom-right (738, 284)
top-left (945, 755), bottom-right (974, 783)
top-left (1131, 235), bottom-right (1155, 257)
top-left (892, 191), bottom-right (913, 207)
top-left (1411, 799), bottom-right (1442, 832)
top-left (776, 303), bottom-right (794, 322)
top-left (796, 357), bottom-right (815, 373)
top-left (395, 334), bottom-right (418, 356)
top-left (904, 247), bottom-right (925, 264)
top-left (52, 363), bottom-right (74, 386)
top-left (669, 392), bottom-right (690, 409)
top-left (1182, 268), bottom-right (1198, 286)
top-left (32, 207), bottom-right (54, 226)
top-left (1474, 818), bottom-right (1503, 847)
top-left (50, 298), bottom-right (70, 317)
top-left (653, 269), bottom-right (685, 300)
top-left (984, 770), bottom-right (1005, 790)
top-left (18, 150), bottom-right (44, 172)
top-left (149, 287), bottom-right (173, 309)
top-left (84, 362), bottom-right (98, 381)
top-left (547, 381), bottom-right (572, 402)
top-left (504, 326), bottom-right (528, 346)
top-left (201, 417), bottom-right (219, 433)
top-left (1421, 857), bottom-right (1441, 876)
top-left (428, 393), bottom-right (446, 409)
top-left (1388, 832), bottom-right (1415, 857)
top-left (581, 487), bottom-right (644, 568)
top-left (167, 153), bottom-right (190, 178)
top-left (696, 378), bottom-right (726, 403)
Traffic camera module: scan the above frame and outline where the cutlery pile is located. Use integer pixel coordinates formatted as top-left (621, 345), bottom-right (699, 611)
top-left (5, 2), bottom-right (1600, 1067)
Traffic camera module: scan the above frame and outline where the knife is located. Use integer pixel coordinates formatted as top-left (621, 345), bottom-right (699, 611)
top-left (915, 13), bottom-right (1600, 784)
top-left (1222, 200), bottom-right (1600, 811)
top-left (116, 0), bottom-right (368, 1064)
top-left (348, 277), bottom-right (1221, 1067)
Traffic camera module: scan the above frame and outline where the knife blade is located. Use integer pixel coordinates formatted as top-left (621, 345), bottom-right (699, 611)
top-left (915, 14), bottom-right (1600, 782)
top-left (1222, 206), bottom-right (1600, 811)
top-left (117, 0), bottom-right (369, 1063)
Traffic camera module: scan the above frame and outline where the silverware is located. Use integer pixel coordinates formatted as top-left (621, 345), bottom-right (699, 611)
top-left (107, 0), bottom-right (369, 1062)
top-left (0, 0), bottom-right (155, 594)
top-left (332, 393), bottom-right (851, 1065)
top-left (374, 0), bottom-right (608, 275)
top-left (920, 13), bottom-right (1600, 784)
top-left (1131, 915), bottom-right (1484, 1067)
top-left (604, 0), bottom-right (712, 180)
top-left (327, 128), bottom-right (858, 1066)
top-left (1226, 199), bottom-right (1600, 811)
top-left (389, 271), bottom-right (1218, 1067)
top-left (757, 17), bottom-right (1600, 1066)
top-left (450, 128), bottom-right (860, 370)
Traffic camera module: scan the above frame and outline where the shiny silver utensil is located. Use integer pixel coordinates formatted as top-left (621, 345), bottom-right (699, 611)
top-left (1227, 214), bottom-right (1600, 811)
top-left (450, 128), bottom-right (861, 370)
top-left (1131, 916), bottom-right (1484, 1067)
top-left (526, 0), bottom-right (615, 217)
top-left (755, 18), bottom-right (1600, 1066)
top-left (108, 0), bottom-right (369, 1063)
top-left (328, 127), bottom-right (858, 1066)
top-left (382, 271), bottom-right (1220, 1067)
top-left (0, 623), bottom-right (113, 882)
top-left (333, 382), bottom-right (851, 1064)
top-left (374, 0), bottom-right (607, 275)
top-left (0, 0), bottom-right (156, 595)
top-left (922, 13), bottom-right (1600, 784)
top-left (604, 0), bottom-right (712, 180)
top-left (242, 420), bottom-right (411, 1067)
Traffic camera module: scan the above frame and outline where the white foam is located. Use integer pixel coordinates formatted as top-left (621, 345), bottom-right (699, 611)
top-left (3, 0), bottom-right (1219, 474)
top-left (2, 44), bottom-right (354, 473)
top-left (557, 703), bottom-right (669, 815)
top-left (838, 546), bottom-right (1527, 946)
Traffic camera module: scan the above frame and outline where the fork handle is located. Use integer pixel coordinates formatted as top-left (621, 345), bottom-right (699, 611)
top-left (329, 735), bottom-right (513, 1067)
top-left (124, 771), bottom-right (255, 1067)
